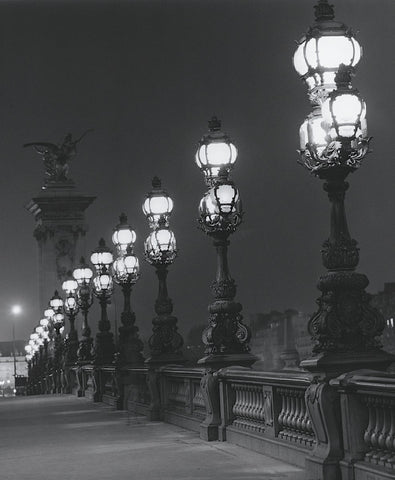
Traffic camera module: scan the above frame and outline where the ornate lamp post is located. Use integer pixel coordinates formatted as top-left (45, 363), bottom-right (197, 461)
top-left (112, 215), bottom-right (144, 365)
top-left (294, 2), bottom-right (394, 478)
top-left (295, 6), bottom-right (392, 373)
top-left (38, 317), bottom-right (51, 392)
top-left (91, 239), bottom-right (115, 365)
top-left (73, 257), bottom-right (94, 362)
top-left (62, 272), bottom-right (79, 365)
top-left (143, 178), bottom-right (184, 364)
top-left (49, 290), bottom-right (64, 393)
top-left (196, 118), bottom-right (256, 369)
top-left (195, 118), bottom-right (256, 441)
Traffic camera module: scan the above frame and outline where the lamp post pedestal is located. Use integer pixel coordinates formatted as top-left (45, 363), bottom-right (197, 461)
top-left (53, 325), bottom-right (63, 394)
top-left (198, 234), bottom-right (257, 441)
top-left (144, 264), bottom-right (185, 421)
top-left (145, 264), bottom-right (184, 366)
top-left (65, 313), bottom-right (78, 365)
top-left (94, 296), bottom-right (115, 366)
top-left (198, 235), bottom-right (257, 368)
top-left (117, 283), bottom-right (144, 366)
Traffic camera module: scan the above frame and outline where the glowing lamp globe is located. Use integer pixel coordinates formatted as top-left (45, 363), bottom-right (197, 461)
top-left (64, 294), bottom-right (79, 314)
top-left (113, 249), bottom-right (140, 284)
top-left (93, 268), bottom-right (113, 294)
top-left (143, 177), bottom-right (174, 228)
top-left (53, 312), bottom-right (64, 325)
top-left (195, 116), bottom-right (238, 184)
top-left (50, 290), bottom-right (63, 313)
top-left (62, 271), bottom-right (78, 294)
top-left (73, 257), bottom-right (93, 286)
top-left (199, 182), bottom-right (242, 231)
top-left (90, 238), bottom-right (113, 272)
top-left (40, 318), bottom-right (49, 328)
top-left (44, 308), bottom-right (55, 319)
top-left (112, 213), bottom-right (137, 253)
top-left (293, 0), bottom-right (362, 102)
top-left (144, 229), bottom-right (177, 264)
top-left (299, 107), bottom-right (330, 155)
top-left (322, 90), bottom-right (366, 139)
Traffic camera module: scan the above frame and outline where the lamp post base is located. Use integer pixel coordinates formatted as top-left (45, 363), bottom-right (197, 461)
top-left (301, 349), bottom-right (395, 480)
top-left (301, 349), bottom-right (395, 379)
top-left (198, 352), bottom-right (258, 369)
top-left (198, 352), bottom-right (258, 441)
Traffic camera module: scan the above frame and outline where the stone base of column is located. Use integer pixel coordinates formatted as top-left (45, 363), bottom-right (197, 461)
top-left (144, 353), bottom-right (185, 366)
top-left (305, 457), bottom-right (340, 480)
top-left (301, 349), bottom-right (395, 378)
top-left (197, 352), bottom-right (258, 369)
top-left (280, 349), bottom-right (301, 370)
top-left (198, 352), bottom-right (258, 441)
top-left (302, 349), bottom-right (395, 480)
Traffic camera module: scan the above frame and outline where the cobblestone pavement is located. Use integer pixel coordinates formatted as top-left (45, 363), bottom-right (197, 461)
top-left (0, 395), bottom-right (305, 480)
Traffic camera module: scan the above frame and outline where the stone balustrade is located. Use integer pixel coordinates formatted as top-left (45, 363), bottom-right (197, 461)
top-left (217, 367), bottom-right (314, 468)
top-left (278, 386), bottom-right (314, 447)
top-left (160, 367), bottom-right (205, 431)
top-left (29, 361), bottom-right (395, 480)
top-left (331, 370), bottom-right (395, 480)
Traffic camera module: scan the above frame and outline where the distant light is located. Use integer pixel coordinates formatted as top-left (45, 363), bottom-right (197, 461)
top-left (11, 305), bottom-right (22, 316)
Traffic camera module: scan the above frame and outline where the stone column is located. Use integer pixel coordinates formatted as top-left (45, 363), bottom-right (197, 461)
top-left (27, 183), bottom-right (95, 314)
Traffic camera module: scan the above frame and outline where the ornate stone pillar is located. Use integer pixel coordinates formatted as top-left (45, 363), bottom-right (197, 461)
top-left (25, 133), bottom-right (96, 313)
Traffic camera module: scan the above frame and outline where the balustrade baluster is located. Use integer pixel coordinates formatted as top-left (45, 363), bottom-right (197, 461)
top-left (364, 395), bottom-right (376, 461)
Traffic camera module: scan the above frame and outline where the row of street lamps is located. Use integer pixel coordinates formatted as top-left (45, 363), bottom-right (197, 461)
top-left (25, 0), bottom-right (392, 392)
top-left (24, 177), bottom-right (183, 371)
top-left (24, 116), bottom-right (254, 375)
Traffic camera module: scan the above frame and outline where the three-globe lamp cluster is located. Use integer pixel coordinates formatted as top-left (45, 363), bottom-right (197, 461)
top-left (295, 0), bottom-right (369, 173)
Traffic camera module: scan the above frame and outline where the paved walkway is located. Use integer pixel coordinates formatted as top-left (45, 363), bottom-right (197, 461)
top-left (0, 395), bottom-right (305, 480)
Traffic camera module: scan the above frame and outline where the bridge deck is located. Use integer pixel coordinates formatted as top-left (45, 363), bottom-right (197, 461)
top-left (0, 395), bottom-right (305, 480)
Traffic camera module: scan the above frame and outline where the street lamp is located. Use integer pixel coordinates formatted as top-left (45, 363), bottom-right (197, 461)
top-left (112, 216), bottom-right (144, 365)
top-left (195, 119), bottom-right (255, 369)
top-left (73, 257), bottom-right (94, 362)
top-left (62, 271), bottom-right (79, 364)
top-left (91, 238), bottom-right (115, 365)
top-left (143, 178), bottom-right (184, 364)
top-left (293, 4), bottom-right (395, 477)
top-left (294, 4), bottom-right (392, 366)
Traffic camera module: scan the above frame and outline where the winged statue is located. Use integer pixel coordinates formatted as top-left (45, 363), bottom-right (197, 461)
top-left (24, 130), bottom-right (92, 182)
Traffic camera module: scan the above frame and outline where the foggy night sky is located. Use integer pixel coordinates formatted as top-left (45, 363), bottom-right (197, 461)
top-left (0, 0), bottom-right (394, 344)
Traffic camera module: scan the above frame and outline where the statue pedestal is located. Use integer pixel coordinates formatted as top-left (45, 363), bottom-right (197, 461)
top-left (26, 182), bottom-right (95, 312)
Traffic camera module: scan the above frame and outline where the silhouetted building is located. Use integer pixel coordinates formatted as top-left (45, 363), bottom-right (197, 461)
top-left (0, 341), bottom-right (27, 394)
top-left (249, 310), bottom-right (312, 370)
top-left (371, 282), bottom-right (395, 354)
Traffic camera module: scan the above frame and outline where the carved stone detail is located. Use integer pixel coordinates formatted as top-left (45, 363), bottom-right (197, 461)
top-left (200, 369), bottom-right (221, 441)
top-left (309, 271), bottom-right (385, 354)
